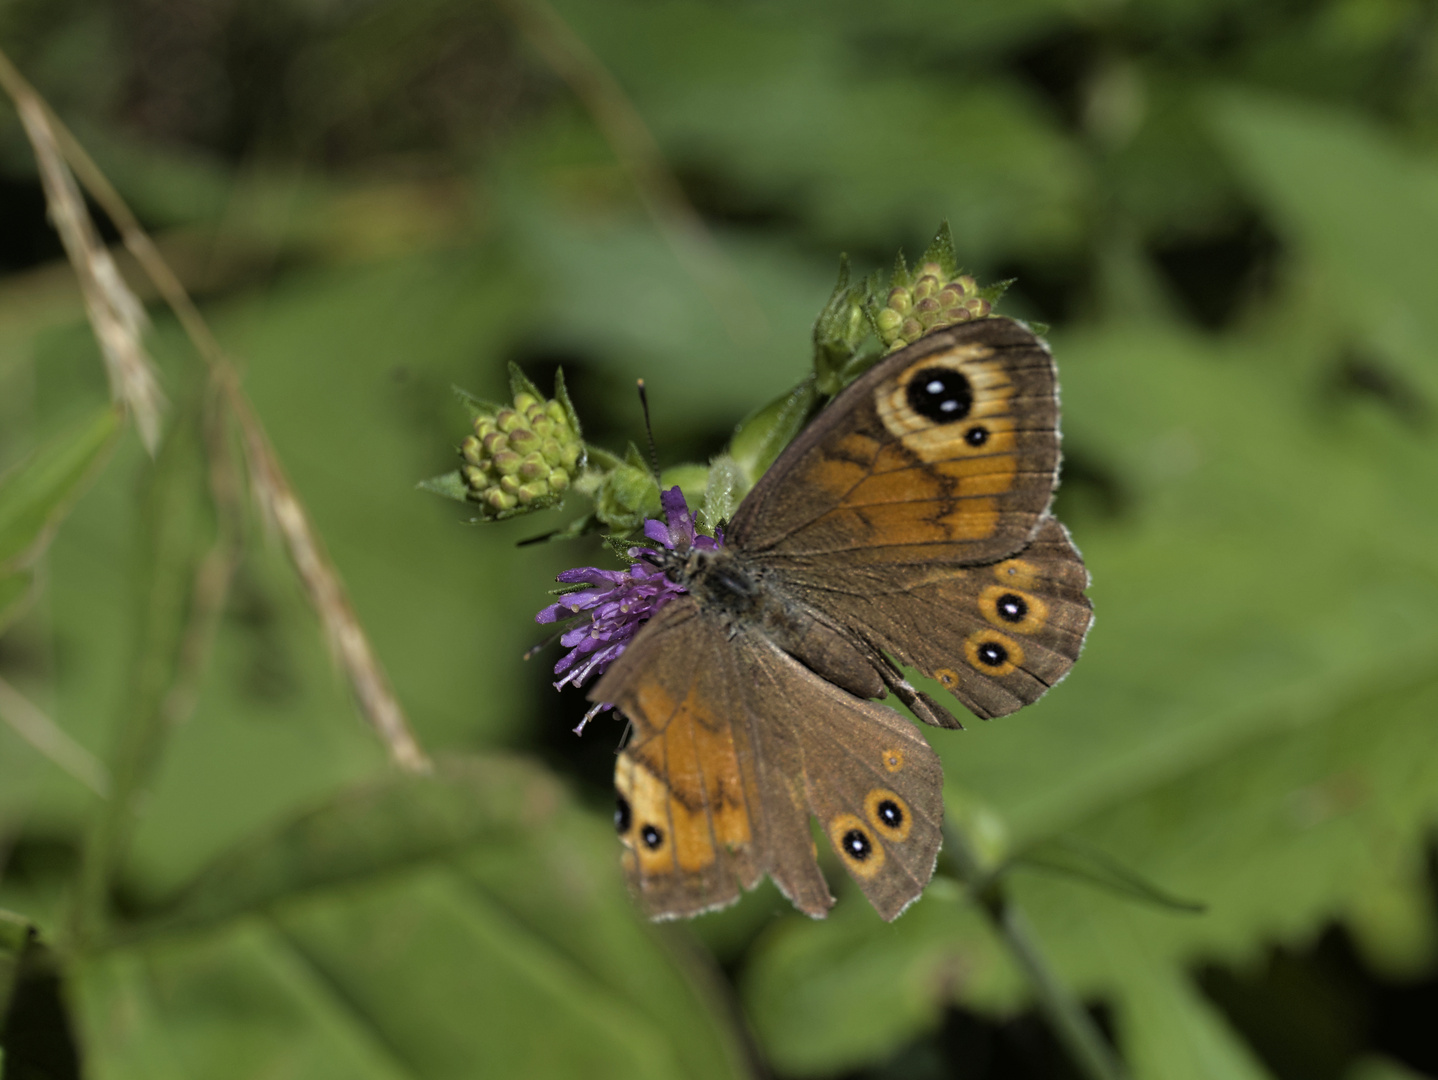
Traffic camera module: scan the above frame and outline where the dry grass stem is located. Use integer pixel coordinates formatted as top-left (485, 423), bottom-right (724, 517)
top-left (0, 48), bottom-right (431, 775)
top-left (0, 674), bottom-right (110, 797)
top-left (9, 91), bottom-right (166, 455)
top-left (499, 0), bottom-right (768, 344)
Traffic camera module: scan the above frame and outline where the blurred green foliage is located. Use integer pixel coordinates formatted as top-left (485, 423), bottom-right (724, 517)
top-left (1, 1), bottom-right (1438, 1078)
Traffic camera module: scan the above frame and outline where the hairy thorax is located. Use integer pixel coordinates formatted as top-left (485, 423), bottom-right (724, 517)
top-left (669, 546), bottom-right (885, 701)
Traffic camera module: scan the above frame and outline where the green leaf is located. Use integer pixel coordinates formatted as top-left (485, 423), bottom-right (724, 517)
top-left (0, 569), bottom-right (34, 635)
top-left (79, 389), bottom-right (216, 931)
top-left (1111, 948), bottom-right (1278, 1080)
top-left (1208, 90), bottom-right (1438, 400)
top-left (136, 754), bottom-right (566, 935)
top-left (0, 909), bottom-right (33, 1023)
top-left (1346, 1056), bottom-right (1435, 1080)
top-left (727, 378), bottom-right (818, 487)
top-left (76, 755), bottom-right (751, 1080)
top-left (0, 404), bottom-right (121, 569)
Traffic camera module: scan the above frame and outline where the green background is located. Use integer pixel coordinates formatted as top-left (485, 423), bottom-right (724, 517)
top-left (1, 1), bottom-right (1437, 1078)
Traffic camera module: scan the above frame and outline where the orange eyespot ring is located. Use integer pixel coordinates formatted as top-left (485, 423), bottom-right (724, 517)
top-left (992, 558), bottom-right (1039, 590)
top-left (979, 585), bottom-right (1049, 635)
top-left (934, 668), bottom-right (961, 690)
top-left (828, 813), bottom-right (885, 879)
top-left (865, 789), bottom-right (912, 842)
top-left (882, 748), bottom-right (905, 773)
top-left (965, 629), bottom-right (1023, 676)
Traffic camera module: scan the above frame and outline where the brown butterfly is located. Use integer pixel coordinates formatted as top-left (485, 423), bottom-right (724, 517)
top-left (592, 317), bottom-right (1093, 921)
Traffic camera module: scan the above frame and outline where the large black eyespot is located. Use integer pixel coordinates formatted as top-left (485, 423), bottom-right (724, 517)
top-left (906, 367), bottom-right (973, 424)
top-left (996, 594), bottom-right (1028, 623)
top-left (842, 828), bottom-right (873, 861)
top-left (964, 425), bottom-right (988, 447)
top-left (977, 641), bottom-right (1009, 667)
top-left (614, 795), bottom-right (632, 834)
top-left (877, 800), bottom-right (904, 829)
top-left (640, 824), bottom-right (664, 850)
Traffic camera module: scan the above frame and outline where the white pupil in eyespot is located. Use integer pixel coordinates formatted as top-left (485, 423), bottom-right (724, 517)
top-left (940, 399), bottom-right (958, 412)
top-left (926, 379), bottom-right (944, 394)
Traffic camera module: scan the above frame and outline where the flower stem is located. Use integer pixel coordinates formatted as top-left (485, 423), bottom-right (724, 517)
top-left (944, 825), bottom-right (1130, 1080)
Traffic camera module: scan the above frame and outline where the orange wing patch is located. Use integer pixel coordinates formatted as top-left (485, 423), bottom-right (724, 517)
top-left (616, 681), bottom-right (753, 878)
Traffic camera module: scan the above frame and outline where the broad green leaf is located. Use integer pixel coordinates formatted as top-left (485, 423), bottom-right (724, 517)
top-left (551, 0), bottom-right (1086, 263)
top-left (1347, 1056), bottom-right (1435, 1080)
top-left (1109, 944), bottom-right (1277, 1080)
top-left (80, 388), bottom-right (216, 929)
top-left (1207, 90), bottom-right (1438, 399)
top-left (0, 569), bottom-right (33, 635)
top-left (76, 755), bottom-right (750, 1080)
top-left (0, 404), bottom-right (120, 568)
top-left (136, 754), bottom-right (567, 934)
top-left (0, 909), bottom-right (32, 1022)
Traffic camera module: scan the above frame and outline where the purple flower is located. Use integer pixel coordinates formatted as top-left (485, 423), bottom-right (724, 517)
top-left (536, 488), bottom-right (722, 731)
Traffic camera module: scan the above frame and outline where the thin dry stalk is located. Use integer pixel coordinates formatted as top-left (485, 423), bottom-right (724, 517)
top-left (0, 49), bottom-right (431, 775)
top-left (5, 88), bottom-right (166, 454)
top-left (0, 674), bottom-right (109, 797)
top-left (498, 0), bottom-right (768, 343)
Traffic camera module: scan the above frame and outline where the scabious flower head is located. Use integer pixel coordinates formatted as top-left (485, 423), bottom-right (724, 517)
top-left (536, 487), bottom-right (721, 731)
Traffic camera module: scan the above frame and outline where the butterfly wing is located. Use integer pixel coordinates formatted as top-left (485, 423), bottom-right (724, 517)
top-left (791, 516), bottom-right (1092, 720)
top-left (730, 317), bottom-right (1061, 569)
top-left (730, 318), bottom-right (1091, 720)
top-left (593, 600), bottom-right (943, 921)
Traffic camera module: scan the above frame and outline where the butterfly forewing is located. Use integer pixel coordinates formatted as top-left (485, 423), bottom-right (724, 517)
top-left (731, 319), bottom-right (1060, 569)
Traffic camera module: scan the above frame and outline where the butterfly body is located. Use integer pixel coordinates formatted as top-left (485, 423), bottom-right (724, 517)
top-left (593, 318), bottom-right (1093, 921)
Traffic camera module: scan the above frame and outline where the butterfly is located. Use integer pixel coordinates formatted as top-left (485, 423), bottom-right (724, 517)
top-left (591, 317), bottom-right (1093, 921)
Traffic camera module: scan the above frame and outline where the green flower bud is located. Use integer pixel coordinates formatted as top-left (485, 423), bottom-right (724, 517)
top-left (454, 366), bottom-right (586, 519)
top-left (872, 237), bottom-right (1005, 353)
top-left (590, 460), bottom-right (662, 532)
top-left (875, 307), bottom-right (904, 338)
top-left (486, 489), bottom-right (517, 512)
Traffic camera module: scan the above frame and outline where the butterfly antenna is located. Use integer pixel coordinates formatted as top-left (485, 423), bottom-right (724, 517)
top-left (637, 378), bottom-right (661, 478)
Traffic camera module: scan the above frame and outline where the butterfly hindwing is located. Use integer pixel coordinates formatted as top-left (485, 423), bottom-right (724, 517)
top-left (784, 516), bottom-right (1092, 720)
top-left (744, 638), bottom-right (944, 919)
top-left (595, 603), bottom-right (945, 920)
